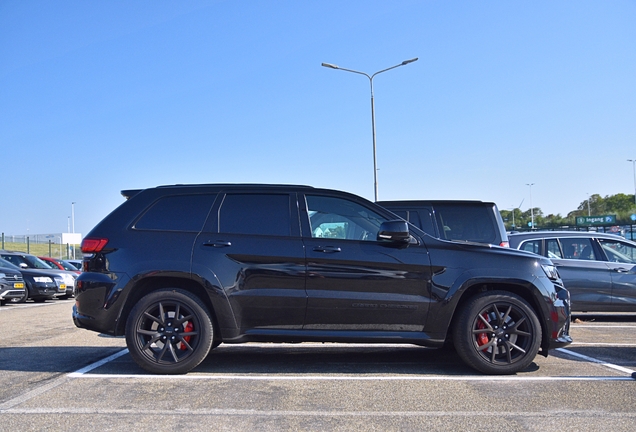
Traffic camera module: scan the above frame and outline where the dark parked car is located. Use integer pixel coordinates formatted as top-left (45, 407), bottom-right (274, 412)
top-left (74, 184), bottom-right (571, 375)
top-left (0, 251), bottom-right (76, 299)
top-left (65, 260), bottom-right (83, 271)
top-left (0, 257), bottom-right (65, 302)
top-left (509, 231), bottom-right (636, 312)
top-left (0, 261), bottom-right (26, 305)
top-left (377, 200), bottom-right (509, 247)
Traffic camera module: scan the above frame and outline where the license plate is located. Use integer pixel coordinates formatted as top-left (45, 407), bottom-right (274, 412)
top-left (60, 284), bottom-right (66, 290)
top-left (14, 283), bottom-right (24, 289)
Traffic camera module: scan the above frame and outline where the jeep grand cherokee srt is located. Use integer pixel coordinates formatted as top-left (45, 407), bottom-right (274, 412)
top-left (73, 184), bottom-right (571, 374)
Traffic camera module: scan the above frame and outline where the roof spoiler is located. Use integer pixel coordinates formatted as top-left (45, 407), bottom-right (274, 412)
top-left (121, 189), bottom-right (142, 200)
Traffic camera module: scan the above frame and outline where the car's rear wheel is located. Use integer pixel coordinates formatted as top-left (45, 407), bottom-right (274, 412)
top-left (125, 288), bottom-right (213, 374)
top-left (452, 291), bottom-right (541, 375)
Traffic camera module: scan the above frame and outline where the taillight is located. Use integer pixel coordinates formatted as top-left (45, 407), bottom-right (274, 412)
top-left (81, 237), bottom-right (109, 253)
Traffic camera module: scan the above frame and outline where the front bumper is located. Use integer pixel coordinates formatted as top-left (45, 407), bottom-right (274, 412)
top-left (0, 286), bottom-right (26, 300)
top-left (544, 281), bottom-right (572, 351)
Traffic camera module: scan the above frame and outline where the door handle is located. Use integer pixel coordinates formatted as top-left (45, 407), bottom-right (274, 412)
top-left (203, 241), bottom-right (232, 248)
top-left (313, 246), bottom-right (342, 253)
top-left (612, 268), bottom-right (629, 273)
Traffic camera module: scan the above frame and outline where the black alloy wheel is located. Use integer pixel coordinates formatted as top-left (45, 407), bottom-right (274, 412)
top-left (453, 291), bottom-right (541, 375)
top-left (125, 289), bottom-right (213, 374)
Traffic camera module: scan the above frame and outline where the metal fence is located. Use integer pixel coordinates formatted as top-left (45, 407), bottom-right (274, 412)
top-left (1, 233), bottom-right (81, 259)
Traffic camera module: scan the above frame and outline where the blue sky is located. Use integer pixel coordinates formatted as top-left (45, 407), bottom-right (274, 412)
top-left (2, 1), bottom-right (635, 237)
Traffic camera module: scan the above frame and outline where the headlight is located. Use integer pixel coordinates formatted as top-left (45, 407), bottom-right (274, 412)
top-left (0, 273), bottom-right (5, 278)
top-left (61, 274), bottom-right (75, 285)
top-left (541, 264), bottom-right (560, 281)
top-left (34, 277), bottom-right (53, 283)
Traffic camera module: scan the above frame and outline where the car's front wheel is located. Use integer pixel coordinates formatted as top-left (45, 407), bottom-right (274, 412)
top-left (125, 288), bottom-right (214, 374)
top-left (452, 291), bottom-right (541, 375)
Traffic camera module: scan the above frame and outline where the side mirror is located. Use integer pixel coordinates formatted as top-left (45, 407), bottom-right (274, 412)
top-left (19, 263), bottom-right (28, 269)
top-left (377, 220), bottom-right (411, 244)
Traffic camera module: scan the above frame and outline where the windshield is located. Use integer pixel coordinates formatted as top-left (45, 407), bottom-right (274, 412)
top-left (0, 258), bottom-right (20, 270)
top-left (23, 254), bottom-right (54, 269)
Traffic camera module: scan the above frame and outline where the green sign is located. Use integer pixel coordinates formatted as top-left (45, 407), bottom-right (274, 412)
top-left (576, 215), bottom-right (616, 226)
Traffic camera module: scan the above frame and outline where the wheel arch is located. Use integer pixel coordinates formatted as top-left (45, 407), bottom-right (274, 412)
top-left (445, 280), bottom-right (550, 354)
top-left (115, 276), bottom-right (220, 339)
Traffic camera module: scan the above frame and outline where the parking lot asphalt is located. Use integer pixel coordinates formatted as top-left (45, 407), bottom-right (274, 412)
top-left (1, 300), bottom-right (635, 431)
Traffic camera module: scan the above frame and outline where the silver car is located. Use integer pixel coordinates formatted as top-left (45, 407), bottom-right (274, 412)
top-left (509, 231), bottom-right (636, 312)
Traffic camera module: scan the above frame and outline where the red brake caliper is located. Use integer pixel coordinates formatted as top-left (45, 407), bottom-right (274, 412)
top-left (476, 313), bottom-right (490, 350)
top-left (178, 321), bottom-right (194, 350)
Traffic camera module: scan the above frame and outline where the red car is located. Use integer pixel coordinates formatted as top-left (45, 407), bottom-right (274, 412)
top-left (39, 256), bottom-right (81, 274)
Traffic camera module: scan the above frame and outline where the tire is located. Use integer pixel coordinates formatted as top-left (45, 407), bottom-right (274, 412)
top-left (452, 291), bottom-right (541, 375)
top-left (125, 288), bottom-right (213, 374)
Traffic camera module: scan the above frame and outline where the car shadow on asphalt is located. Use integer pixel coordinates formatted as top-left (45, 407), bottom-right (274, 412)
top-left (0, 346), bottom-right (126, 373)
top-left (74, 344), bottom-right (545, 376)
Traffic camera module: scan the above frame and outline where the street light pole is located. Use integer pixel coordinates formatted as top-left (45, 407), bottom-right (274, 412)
top-left (322, 58), bottom-right (418, 202)
top-left (628, 159), bottom-right (636, 205)
top-left (71, 202), bottom-right (76, 233)
top-left (526, 183), bottom-right (535, 229)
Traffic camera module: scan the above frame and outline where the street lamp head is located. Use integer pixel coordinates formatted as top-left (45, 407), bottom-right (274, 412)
top-left (321, 62), bottom-right (339, 69)
top-left (401, 58), bottom-right (418, 65)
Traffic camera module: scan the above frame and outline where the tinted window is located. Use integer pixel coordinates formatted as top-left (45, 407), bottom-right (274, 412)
top-left (598, 239), bottom-right (636, 264)
top-left (434, 205), bottom-right (496, 244)
top-left (391, 210), bottom-right (425, 232)
top-left (559, 237), bottom-right (596, 261)
top-left (135, 194), bottom-right (216, 232)
top-left (306, 195), bottom-right (386, 241)
top-left (520, 240), bottom-right (541, 255)
top-left (415, 210), bottom-right (435, 236)
top-left (219, 194), bottom-right (291, 236)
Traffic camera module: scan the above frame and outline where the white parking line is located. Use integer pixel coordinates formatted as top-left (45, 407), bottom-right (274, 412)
top-left (66, 346), bottom-right (636, 381)
top-left (0, 302), bottom-right (60, 311)
top-left (572, 325), bottom-right (636, 328)
top-left (556, 348), bottom-right (636, 375)
top-left (70, 373), bottom-right (634, 381)
top-left (67, 349), bottom-right (130, 377)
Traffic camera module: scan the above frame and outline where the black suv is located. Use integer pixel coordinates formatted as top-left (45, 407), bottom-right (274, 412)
top-left (74, 184), bottom-right (571, 375)
top-left (378, 200), bottom-right (509, 247)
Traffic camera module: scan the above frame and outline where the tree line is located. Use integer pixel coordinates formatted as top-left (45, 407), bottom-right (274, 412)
top-left (500, 193), bottom-right (636, 231)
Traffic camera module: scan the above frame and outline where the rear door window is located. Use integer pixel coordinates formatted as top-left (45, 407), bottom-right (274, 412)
top-left (219, 194), bottom-right (291, 236)
top-left (559, 237), bottom-right (596, 261)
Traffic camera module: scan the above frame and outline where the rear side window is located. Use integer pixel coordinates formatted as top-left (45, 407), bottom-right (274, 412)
top-left (386, 209), bottom-right (434, 236)
top-left (219, 194), bottom-right (291, 236)
top-left (520, 240), bottom-right (541, 255)
top-left (135, 194), bottom-right (216, 232)
top-left (434, 205), bottom-right (496, 244)
top-left (391, 210), bottom-right (423, 230)
top-left (546, 239), bottom-right (563, 259)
